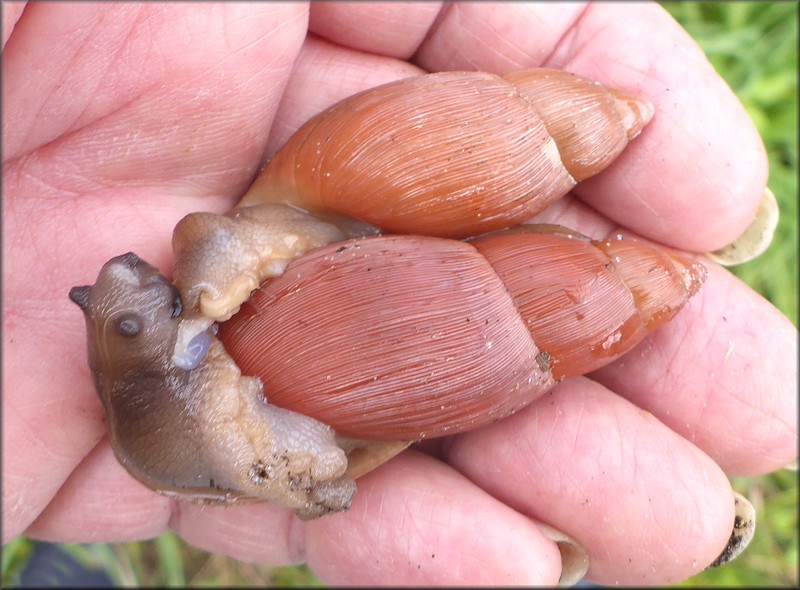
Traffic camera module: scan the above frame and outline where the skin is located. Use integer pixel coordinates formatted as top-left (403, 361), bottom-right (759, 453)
top-left (2, 1), bottom-right (797, 586)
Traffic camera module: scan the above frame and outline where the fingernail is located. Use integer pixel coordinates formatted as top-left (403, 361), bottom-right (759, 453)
top-left (706, 491), bottom-right (756, 569)
top-left (534, 520), bottom-right (590, 587)
top-left (707, 187), bottom-right (779, 266)
top-left (782, 460), bottom-right (797, 471)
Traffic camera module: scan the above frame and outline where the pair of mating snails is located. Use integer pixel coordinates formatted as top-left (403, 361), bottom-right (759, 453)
top-left (71, 68), bottom-right (719, 519)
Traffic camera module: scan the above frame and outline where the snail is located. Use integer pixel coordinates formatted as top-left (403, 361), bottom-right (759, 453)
top-left (238, 68), bottom-right (654, 239)
top-left (70, 68), bottom-right (706, 519)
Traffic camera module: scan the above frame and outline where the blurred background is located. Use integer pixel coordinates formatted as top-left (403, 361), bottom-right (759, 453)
top-left (3, 2), bottom-right (797, 587)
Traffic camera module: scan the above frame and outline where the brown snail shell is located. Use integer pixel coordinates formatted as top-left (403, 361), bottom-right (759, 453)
top-left (218, 226), bottom-right (705, 440)
top-left (239, 68), bottom-right (653, 238)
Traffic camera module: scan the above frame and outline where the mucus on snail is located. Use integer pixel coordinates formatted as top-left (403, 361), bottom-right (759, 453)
top-left (69, 68), bottom-right (706, 519)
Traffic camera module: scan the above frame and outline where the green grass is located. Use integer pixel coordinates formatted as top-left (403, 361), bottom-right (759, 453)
top-left (3, 2), bottom-right (797, 587)
top-left (1, 533), bottom-right (324, 587)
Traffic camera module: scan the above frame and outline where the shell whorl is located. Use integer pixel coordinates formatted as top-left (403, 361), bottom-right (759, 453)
top-left (240, 68), bottom-right (653, 238)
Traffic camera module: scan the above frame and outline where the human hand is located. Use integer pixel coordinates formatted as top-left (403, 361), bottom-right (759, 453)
top-left (3, 2), bottom-right (796, 586)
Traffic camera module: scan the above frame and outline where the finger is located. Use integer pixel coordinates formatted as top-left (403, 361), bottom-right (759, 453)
top-left (266, 35), bottom-right (425, 155)
top-left (171, 499), bottom-right (305, 567)
top-left (1, 0), bottom-right (26, 50)
top-left (308, 1), bottom-right (442, 59)
top-left (591, 260), bottom-right (799, 475)
top-left (418, 2), bottom-right (587, 72)
top-left (1, 289), bottom-right (107, 543)
top-left (414, 2), bottom-right (767, 252)
top-left (21, 441), bottom-right (171, 543)
top-left (174, 451), bottom-right (563, 585)
top-left (444, 377), bottom-right (736, 586)
top-left (528, 198), bottom-right (797, 475)
top-left (308, 451), bottom-right (562, 585)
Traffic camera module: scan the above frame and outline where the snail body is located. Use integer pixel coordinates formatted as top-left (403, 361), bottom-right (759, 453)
top-left (69, 68), bottom-right (704, 517)
top-left (69, 254), bottom-right (356, 519)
